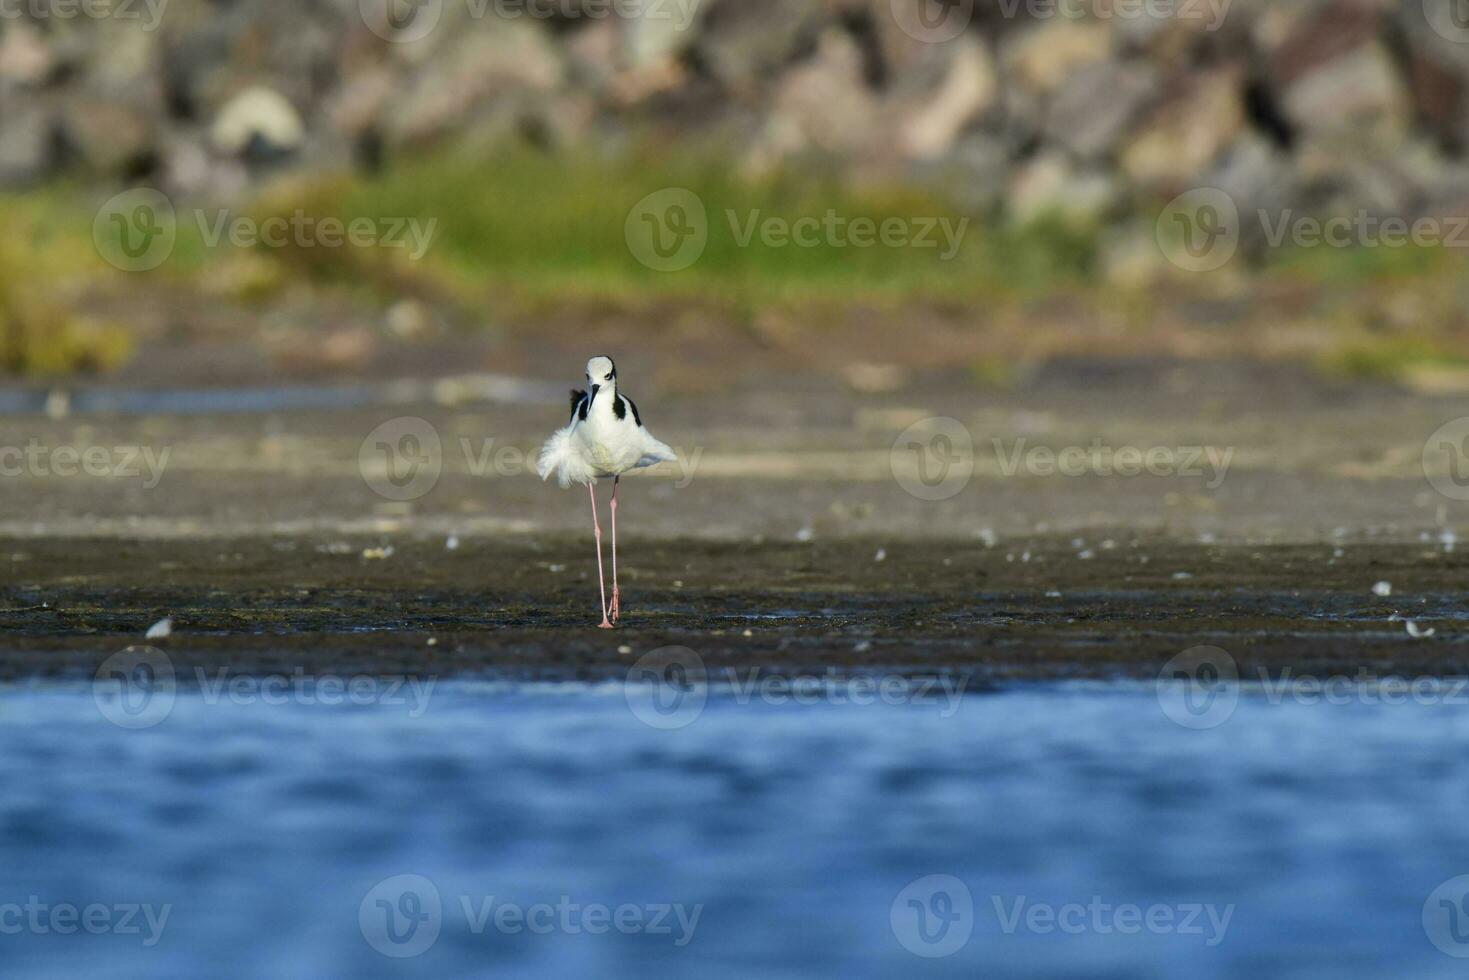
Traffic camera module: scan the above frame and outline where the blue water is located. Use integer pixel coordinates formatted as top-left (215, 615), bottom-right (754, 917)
top-left (3, 679), bottom-right (1469, 978)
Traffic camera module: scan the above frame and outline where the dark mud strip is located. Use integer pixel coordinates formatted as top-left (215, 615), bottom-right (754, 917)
top-left (1, 536), bottom-right (1465, 681)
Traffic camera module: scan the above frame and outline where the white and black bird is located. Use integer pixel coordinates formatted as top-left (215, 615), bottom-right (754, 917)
top-left (537, 356), bottom-right (676, 628)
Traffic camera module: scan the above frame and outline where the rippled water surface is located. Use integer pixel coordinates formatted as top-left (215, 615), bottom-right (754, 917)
top-left (2, 682), bottom-right (1468, 978)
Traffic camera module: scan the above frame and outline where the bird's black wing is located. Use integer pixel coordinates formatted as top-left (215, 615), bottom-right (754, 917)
top-left (569, 389), bottom-right (587, 422)
top-left (621, 394), bottom-right (644, 427)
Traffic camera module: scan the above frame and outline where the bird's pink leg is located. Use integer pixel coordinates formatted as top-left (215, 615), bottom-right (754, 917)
top-left (610, 476), bottom-right (620, 622)
top-left (590, 481), bottom-right (613, 629)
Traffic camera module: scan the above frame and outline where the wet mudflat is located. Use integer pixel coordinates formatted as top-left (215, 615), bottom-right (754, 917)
top-left (3, 358), bottom-right (1467, 683)
top-left (3, 533), bottom-right (1465, 682)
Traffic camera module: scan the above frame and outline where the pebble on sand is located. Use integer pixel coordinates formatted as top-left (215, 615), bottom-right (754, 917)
top-left (1372, 581), bottom-right (1392, 597)
top-left (145, 617), bottom-right (173, 639)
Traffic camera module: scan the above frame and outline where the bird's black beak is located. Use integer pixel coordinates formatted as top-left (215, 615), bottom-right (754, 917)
top-left (590, 384), bottom-right (601, 396)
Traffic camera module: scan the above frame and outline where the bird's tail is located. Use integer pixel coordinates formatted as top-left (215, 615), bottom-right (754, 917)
top-left (537, 427), bottom-right (578, 488)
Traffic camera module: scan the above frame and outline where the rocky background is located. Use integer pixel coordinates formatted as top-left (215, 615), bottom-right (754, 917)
top-left (3, 0), bottom-right (1469, 229)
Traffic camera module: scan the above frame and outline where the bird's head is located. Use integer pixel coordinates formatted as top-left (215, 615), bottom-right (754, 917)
top-left (585, 355), bottom-right (616, 394)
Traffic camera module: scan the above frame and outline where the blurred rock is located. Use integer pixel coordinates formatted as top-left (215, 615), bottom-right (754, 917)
top-left (1044, 60), bottom-right (1157, 161)
top-left (696, 0), bottom-right (828, 95)
top-left (1120, 67), bottom-right (1245, 190)
top-left (1203, 133), bottom-right (1298, 251)
top-left (0, 20), bottom-right (53, 86)
top-left (212, 87), bottom-right (306, 158)
top-left (895, 38), bottom-right (997, 161)
top-left (1280, 41), bottom-right (1410, 145)
top-left (620, 0), bottom-right (703, 68)
top-left (1009, 152), bottom-right (1117, 226)
top-left (380, 19), bottom-right (564, 150)
top-left (1003, 19), bottom-right (1112, 98)
top-left (3, 1), bottom-right (1465, 237)
top-left (62, 99), bottom-right (155, 175)
top-left (0, 103), bottom-right (55, 186)
top-left (753, 28), bottom-right (880, 166)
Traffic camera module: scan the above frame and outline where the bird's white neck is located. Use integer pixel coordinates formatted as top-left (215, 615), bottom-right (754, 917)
top-left (591, 384), bottom-right (618, 413)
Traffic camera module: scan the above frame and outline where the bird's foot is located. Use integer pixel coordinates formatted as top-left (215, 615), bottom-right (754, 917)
top-left (598, 615), bottom-right (614, 629)
top-left (609, 587), bottom-right (620, 622)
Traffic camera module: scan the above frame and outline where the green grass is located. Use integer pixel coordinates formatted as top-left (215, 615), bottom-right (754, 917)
top-left (323, 145), bottom-right (1099, 308)
top-left (6, 142), bottom-right (1469, 378)
top-left (0, 190), bottom-right (134, 376)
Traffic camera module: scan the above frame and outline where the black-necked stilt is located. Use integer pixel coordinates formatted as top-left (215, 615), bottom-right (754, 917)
top-left (537, 356), bottom-right (676, 628)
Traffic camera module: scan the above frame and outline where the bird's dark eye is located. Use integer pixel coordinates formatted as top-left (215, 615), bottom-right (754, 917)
top-left (604, 373), bottom-right (612, 381)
